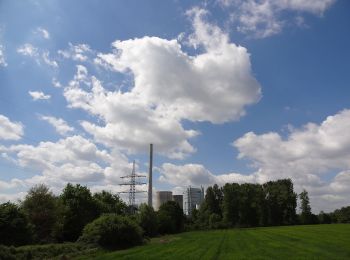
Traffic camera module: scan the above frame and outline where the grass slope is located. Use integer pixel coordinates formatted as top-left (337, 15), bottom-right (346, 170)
top-left (77, 224), bottom-right (350, 260)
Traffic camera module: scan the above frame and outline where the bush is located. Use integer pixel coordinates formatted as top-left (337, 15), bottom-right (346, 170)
top-left (78, 214), bottom-right (143, 249)
top-left (0, 243), bottom-right (97, 260)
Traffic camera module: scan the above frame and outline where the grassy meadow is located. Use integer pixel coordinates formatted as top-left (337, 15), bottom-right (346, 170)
top-left (77, 224), bottom-right (350, 260)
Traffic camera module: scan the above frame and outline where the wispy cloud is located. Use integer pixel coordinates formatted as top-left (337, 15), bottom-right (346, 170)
top-left (39, 115), bottom-right (74, 135)
top-left (29, 91), bottom-right (51, 101)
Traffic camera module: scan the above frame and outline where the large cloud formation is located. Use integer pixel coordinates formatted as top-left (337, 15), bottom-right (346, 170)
top-left (64, 8), bottom-right (261, 158)
top-left (159, 109), bottom-right (350, 212)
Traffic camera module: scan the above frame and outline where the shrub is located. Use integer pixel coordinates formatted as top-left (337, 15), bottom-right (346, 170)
top-left (78, 214), bottom-right (143, 249)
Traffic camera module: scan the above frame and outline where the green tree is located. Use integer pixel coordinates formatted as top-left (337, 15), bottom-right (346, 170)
top-left (93, 190), bottom-right (126, 215)
top-left (222, 183), bottom-right (240, 227)
top-left (0, 202), bottom-right (32, 246)
top-left (299, 189), bottom-right (312, 224)
top-left (22, 184), bottom-right (59, 243)
top-left (60, 183), bottom-right (99, 241)
top-left (157, 201), bottom-right (184, 234)
top-left (263, 179), bottom-right (297, 226)
top-left (138, 203), bottom-right (158, 237)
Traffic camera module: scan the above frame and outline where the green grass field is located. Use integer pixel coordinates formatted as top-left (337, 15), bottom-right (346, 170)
top-left (76, 224), bottom-right (350, 259)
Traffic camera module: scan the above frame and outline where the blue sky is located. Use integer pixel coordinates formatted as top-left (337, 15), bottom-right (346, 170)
top-left (0, 0), bottom-right (349, 212)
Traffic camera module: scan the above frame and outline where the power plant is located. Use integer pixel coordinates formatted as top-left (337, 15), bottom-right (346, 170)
top-left (155, 191), bottom-right (184, 211)
top-left (183, 186), bottom-right (204, 216)
top-left (155, 191), bottom-right (173, 210)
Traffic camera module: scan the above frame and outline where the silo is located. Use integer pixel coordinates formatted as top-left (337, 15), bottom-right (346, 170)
top-left (155, 191), bottom-right (173, 210)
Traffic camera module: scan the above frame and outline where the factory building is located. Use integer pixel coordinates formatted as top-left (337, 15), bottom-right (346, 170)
top-left (155, 191), bottom-right (173, 210)
top-left (172, 194), bottom-right (183, 209)
top-left (183, 186), bottom-right (204, 216)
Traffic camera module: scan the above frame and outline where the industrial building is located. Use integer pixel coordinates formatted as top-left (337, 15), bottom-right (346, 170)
top-left (183, 186), bottom-right (204, 216)
top-left (172, 194), bottom-right (183, 209)
top-left (155, 191), bottom-right (173, 210)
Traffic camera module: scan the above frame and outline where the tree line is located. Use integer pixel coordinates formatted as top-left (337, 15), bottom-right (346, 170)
top-left (190, 179), bottom-right (350, 229)
top-left (0, 179), bottom-right (349, 250)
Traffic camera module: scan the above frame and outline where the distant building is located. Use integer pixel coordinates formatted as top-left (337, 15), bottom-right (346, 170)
top-left (183, 186), bottom-right (204, 216)
top-left (172, 194), bottom-right (183, 209)
top-left (155, 191), bottom-right (173, 210)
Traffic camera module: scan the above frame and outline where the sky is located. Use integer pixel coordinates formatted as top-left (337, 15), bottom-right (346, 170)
top-left (0, 0), bottom-right (349, 213)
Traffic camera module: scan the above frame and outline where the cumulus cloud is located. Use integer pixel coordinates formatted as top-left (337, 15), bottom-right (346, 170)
top-left (0, 45), bottom-right (7, 67)
top-left (159, 163), bottom-right (257, 187)
top-left (58, 43), bottom-right (92, 62)
top-left (5, 135), bottom-right (130, 185)
top-left (219, 0), bottom-right (336, 38)
top-left (29, 91), bottom-right (51, 101)
top-left (232, 109), bottom-right (350, 211)
top-left (39, 115), bottom-right (74, 135)
top-left (63, 9), bottom-right (260, 158)
top-left (0, 115), bottom-right (24, 141)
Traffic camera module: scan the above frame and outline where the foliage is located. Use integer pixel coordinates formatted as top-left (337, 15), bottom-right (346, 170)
top-left (157, 201), bottom-right (184, 234)
top-left (78, 214), bottom-right (143, 249)
top-left (330, 206), bottom-right (350, 223)
top-left (21, 184), bottom-right (59, 243)
top-left (0, 202), bottom-right (33, 246)
top-left (299, 189), bottom-right (312, 224)
top-left (93, 190), bottom-right (126, 215)
top-left (60, 183), bottom-right (100, 241)
top-left (138, 203), bottom-right (158, 237)
top-left (198, 179), bottom-right (297, 229)
top-left (0, 243), bottom-right (97, 260)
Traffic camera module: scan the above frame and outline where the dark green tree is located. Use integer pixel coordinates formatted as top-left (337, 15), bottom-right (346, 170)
top-left (299, 189), bottom-right (312, 224)
top-left (22, 184), bottom-right (59, 243)
top-left (93, 190), bottom-right (126, 215)
top-left (0, 202), bottom-right (33, 246)
top-left (157, 201), bottom-right (184, 234)
top-left (138, 203), bottom-right (158, 237)
top-left (263, 179), bottom-right (297, 226)
top-left (222, 183), bottom-right (240, 227)
top-left (60, 183), bottom-right (99, 241)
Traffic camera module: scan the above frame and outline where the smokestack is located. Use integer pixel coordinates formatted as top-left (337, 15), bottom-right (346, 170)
top-left (148, 144), bottom-right (153, 207)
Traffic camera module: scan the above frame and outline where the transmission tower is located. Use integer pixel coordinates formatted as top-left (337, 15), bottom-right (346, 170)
top-left (119, 160), bottom-right (146, 213)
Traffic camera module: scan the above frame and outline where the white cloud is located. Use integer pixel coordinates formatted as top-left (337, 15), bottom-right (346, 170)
top-left (52, 78), bottom-right (62, 88)
top-left (39, 115), bottom-right (74, 135)
top-left (58, 43), bottom-right (92, 62)
top-left (36, 27), bottom-right (50, 39)
top-left (0, 115), bottom-right (24, 141)
top-left (17, 44), bottom-right (58, 68)
top-left (29, 91), bottom-right (51, 101)
top-left (64, 9), bottom-right (260, 158)
top-left (0, 45), bottom-right (7, 67)
top-left (42, 51), bottom-right (58, 68)
top-left (159, 163), bottom-right (257, 188)
top-left (219, 0), bottom-right (336, 38)
top-left (232, 109), bottom-right (350, 212)
top-left (0, 135), bottom-right (136, 202)
top-left (17, 43), bottom-right (38, 57)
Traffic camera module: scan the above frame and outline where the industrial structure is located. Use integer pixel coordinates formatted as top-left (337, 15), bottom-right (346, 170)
top-left (155, 191), bottom-right (173, 210)
top-left (119, 161), bottom-right (146, 214)
top-left (183, 186), bottom-right (204, 216)
top-left (172, 194), bottom-right (183, 210)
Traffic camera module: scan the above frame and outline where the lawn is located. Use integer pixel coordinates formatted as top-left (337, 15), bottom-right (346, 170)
top-left (76, 224), bottom-right (350, 259)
